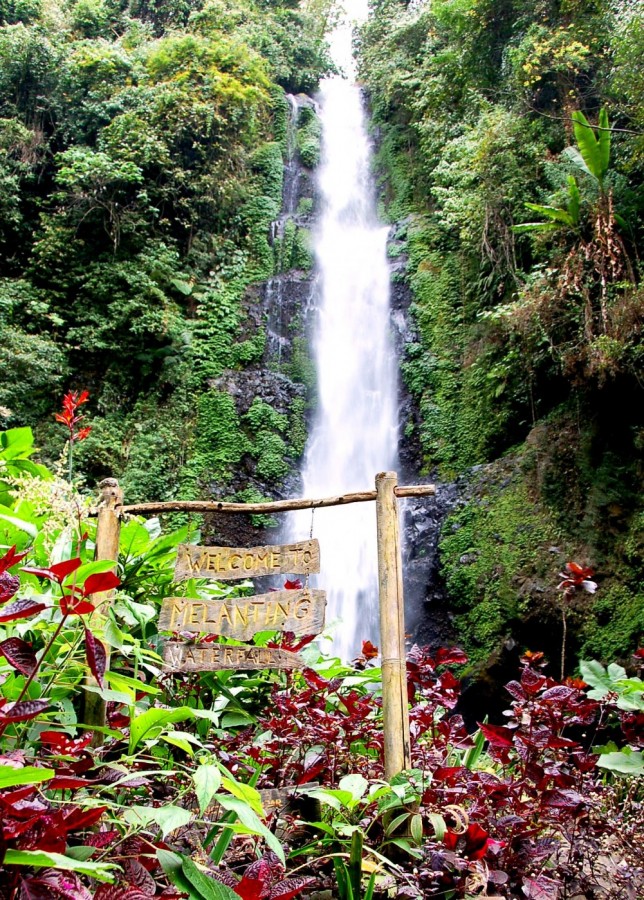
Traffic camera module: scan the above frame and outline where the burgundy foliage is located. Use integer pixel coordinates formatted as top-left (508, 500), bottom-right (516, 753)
top-left (0, 639), bottom-right (37, 677)
top-left (557, 561), bottom-right (597, 596)
top-left (404, 648), bottom-right (611, 897)
top-left (0, 559), bottom-right (120, 734)
top-left (213, 853), bottom-right (312, 900)
top-left (223, 665), bottom-right (384, 787)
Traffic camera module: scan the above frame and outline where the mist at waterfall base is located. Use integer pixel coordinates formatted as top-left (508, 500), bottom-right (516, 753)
top-left (288, 73), bottom-right (399, 661)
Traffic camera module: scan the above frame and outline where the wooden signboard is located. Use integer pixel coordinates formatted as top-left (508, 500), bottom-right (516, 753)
top-left (174, 540), bottom-right (319, 582)
top-left (159, 589), bottom-right (326, 641)
top-left (163, 641), bottom-right (304, 672)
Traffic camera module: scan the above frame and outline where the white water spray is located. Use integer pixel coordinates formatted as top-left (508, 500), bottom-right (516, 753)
top-left (291, 9), bottom-right (398, 660)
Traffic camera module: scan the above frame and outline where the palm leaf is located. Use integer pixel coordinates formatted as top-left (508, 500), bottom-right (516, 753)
top-left (562, 145), bottom-right (593, 179)
top-left (525, 203), bottom-right (575, 225)
top-left (572, 110), bottom-right (602, 183)
top-left (597, 107), bottom-right (610, 183)
top-left (512, 222), bottom-right (561, 234)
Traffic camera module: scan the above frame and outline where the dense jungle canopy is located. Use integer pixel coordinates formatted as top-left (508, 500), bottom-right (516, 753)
top-left (0, 0), bottom-right (642, 667)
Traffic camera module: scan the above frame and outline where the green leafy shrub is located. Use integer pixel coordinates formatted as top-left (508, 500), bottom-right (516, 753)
top-left (296, 105), bottom-right (321, 169)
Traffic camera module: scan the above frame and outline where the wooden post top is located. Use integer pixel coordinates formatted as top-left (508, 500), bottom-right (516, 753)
top-left (98, 478), bottom-right (123, 509)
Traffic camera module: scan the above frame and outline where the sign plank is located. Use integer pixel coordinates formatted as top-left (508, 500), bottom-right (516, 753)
top-left (162, 641), bottom-right (305, 672)
top-left (175, 540), bottom-right (320, 582)
top-left (158, 589), bottom-right (326, 641)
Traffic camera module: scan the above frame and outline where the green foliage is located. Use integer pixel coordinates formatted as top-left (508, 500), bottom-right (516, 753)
top-left (514, 176), bottom-right (582, 233)
top-left (608, 4), bottom-right (644, 168)
top-left (268, 83), bottom-right (289, 149)
top-left (252, 430), bottom-right (288, 482)
top-left (288, 395), bottom-right (307, 458)
top-left (243, 401), bottom-right (290, 483)
top-left (296, 105), bottom-right (322, 169)
top-left (567, 108), bottom-right (611, 187)
top-left (580, 659), bottom-right (644, 769)
top-left (581, 582), bottom-right (644, 660)
top-left (250, 141), bottom-right (284, 205)
top-left (0, 280), bottom-right (67, 425)
top-left (182, 390), bottom-right (250, 496)
top-left (287, 335), bottom-right (316, 391)
top-left (191, 0), bottom-right (333, 94)
top-left (359, 0), bottom-right (643, 467)
top-left (69, 0), bottom-right (114, 39)
top-left (0, 0), bottom-right (42, 25)
top-left (440, 461), bottom-right (565, 667)
top-left (359, 0), bottom-right (643, 669)
top-left (275, 219), bottom-right (313, 273)
top-left (159, 850), bottom-right (241, 900)
top-left (244, 397), bottom-right (287, 434)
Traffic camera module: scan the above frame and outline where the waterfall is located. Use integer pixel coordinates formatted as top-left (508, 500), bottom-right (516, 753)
top-left (290, 21), bottom-right (398, 660)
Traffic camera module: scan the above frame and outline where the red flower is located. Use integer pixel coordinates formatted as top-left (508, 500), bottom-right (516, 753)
top-left (55, 390), bottom-right (91, 442)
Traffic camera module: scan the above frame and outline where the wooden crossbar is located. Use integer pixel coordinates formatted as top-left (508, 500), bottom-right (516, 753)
top-left (92, 482), bottom-right (435, 517)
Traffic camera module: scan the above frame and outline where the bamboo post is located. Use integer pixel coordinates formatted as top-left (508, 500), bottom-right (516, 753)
top-left (83, 478), bottom-right (122, 742)
top-left (375, 471), bottom-right (411, 779)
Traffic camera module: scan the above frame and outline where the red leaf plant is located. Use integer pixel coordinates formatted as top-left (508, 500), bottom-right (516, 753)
top-left (0, 546), bottom-right (33, 623)
top-left (361, 639), bottom-right (379, 660)
top-left (443, 822), bottom-right (492, 861)
top-left (556, 562), bottom-right (598, 679)
top-left (212, 853), bottom-right (313, 900)
top-left (22, 557), bottom-right (83, 585)
top-left (0, 637), bottom-right (37, 675)
top-left (405, 647), bottom-right (613, 897)
top-left (0, 698), bottom-right (50, 723)
top-left (0, 545), bottom-right (28, 604)
top-left (84, 625), bottom-right (107, 687)
top-left (0, 560), bottom-right (119, 740)
top-left (353, 639), bottom-right (379, 668)
top-left (0, 595), bottom-right (47, 624)
top-left (0, 752), bottom-right (111, 898)
top-left (223, 663), bottom-right (384, 787)
top-left (557, 561), bottom-right (597, 596)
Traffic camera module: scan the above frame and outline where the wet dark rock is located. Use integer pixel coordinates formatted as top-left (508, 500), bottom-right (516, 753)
top-left (401, 481), bottom-right (460, 652)
top-left (261, 272), bottom-right (316, 370)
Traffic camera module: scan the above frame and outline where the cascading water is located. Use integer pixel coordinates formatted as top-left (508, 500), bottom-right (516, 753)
top-left (290, 10), bottom-right (399, 660)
